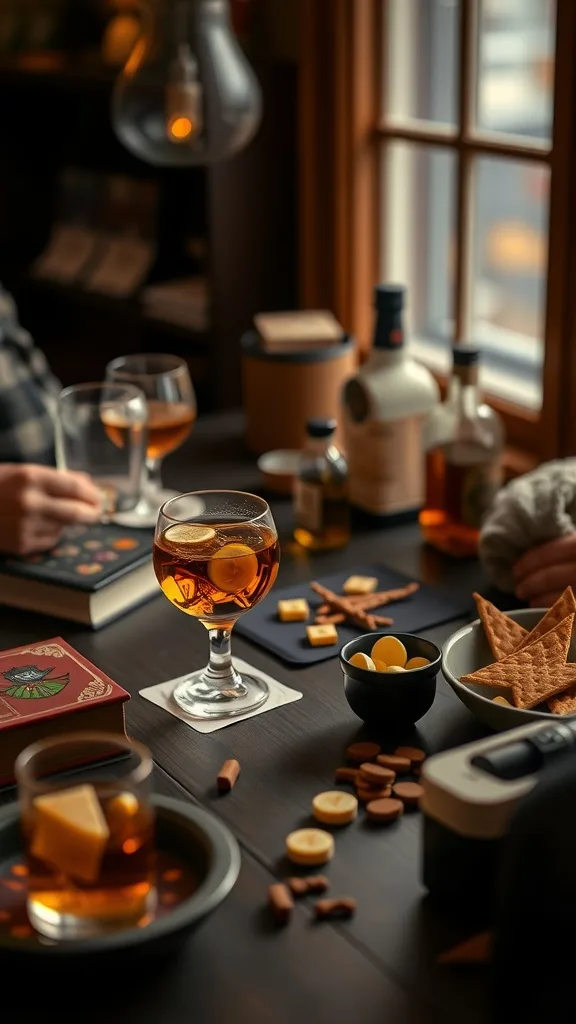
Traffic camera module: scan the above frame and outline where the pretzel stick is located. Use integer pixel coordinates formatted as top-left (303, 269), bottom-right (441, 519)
top-left (315, 610), bottom-right (393, 627)
top-left (318, 583), bottom-right (419, 616)
top-left (346, 583), bottom-right (420, 610)
top-left (310, 583), bottom-right (383, 631)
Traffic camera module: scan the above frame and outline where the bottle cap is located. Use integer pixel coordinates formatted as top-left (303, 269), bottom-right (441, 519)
top-left (374, 284), bottom-right (405, 313)
top-left (453, 344), bottom-right (480, 367)
top-left (306, 417), bottom-right (337, 438)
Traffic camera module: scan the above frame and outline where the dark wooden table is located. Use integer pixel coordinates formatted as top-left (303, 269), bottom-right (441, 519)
top-left (2, 412), bottom-right (494, 1024)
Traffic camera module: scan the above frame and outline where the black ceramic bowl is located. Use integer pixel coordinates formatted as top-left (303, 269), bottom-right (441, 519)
top-left (0, 794), bottom-right (240, 966)
top-left (340, 632), bottom-right (441, 728)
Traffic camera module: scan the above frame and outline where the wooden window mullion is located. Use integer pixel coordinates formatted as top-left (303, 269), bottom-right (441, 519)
top-left (299, 0), bottom-right (576, 459)
top-left (547, 0), bottom-right (576, 457)
top-left (452, 0), bottom-right (475, 343)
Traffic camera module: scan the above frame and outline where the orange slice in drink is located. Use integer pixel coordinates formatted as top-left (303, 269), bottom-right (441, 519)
top-left (208, 542), bottom-right (258, 594)
top-left (162, 575), bottom-right (195, 604)
top-left (164, 524), bottom-right (216, 546)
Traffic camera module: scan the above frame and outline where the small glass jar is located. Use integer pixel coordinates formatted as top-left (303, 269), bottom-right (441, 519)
top-left (15, 732), bottom-right (156, 941)
top-left (293, 418), bottom-right (350, 551)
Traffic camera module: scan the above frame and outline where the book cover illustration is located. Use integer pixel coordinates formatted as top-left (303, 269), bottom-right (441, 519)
top-left (0, 638), bottom-right (130, 731)
top-left (1, 522), bottom-right (153, 591)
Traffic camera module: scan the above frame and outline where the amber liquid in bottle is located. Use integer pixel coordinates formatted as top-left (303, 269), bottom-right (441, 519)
top-left (293, 421), bottom-right (350, 551)
top-left (293, 488), bottom-right (350, 551)
top-left (419, 353), bottom-right (504, 558)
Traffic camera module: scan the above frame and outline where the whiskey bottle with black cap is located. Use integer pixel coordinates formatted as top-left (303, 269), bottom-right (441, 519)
top-left (420, 343), bottom-right (504, 557)
top-left (341, 284), bottom-right (439, 522)
top-left (293, 418), bottom-right (350, 550)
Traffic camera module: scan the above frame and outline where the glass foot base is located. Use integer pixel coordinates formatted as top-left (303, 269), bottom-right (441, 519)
top-left (113, 490), bottom-right (201, 529)
top-left (27, 888), bottom-right (157, 941)
top-left (172, 670), bottom-right (270, 720)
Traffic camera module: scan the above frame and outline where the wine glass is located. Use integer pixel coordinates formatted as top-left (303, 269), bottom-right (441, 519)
top-left (56, 382), bottom-right (148, 520)
top-left (153, 491), bottom-right (280, 720)
top-left (106, 353), bottom-right (196, 526)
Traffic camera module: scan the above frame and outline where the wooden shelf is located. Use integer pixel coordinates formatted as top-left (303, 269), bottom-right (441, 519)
top-left (0, 56), bottom-right (115, 94)
top-left (26, 276), bottom-right (211, 352)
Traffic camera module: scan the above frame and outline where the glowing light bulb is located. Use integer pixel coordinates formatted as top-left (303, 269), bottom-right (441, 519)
top-left (165, 44), bottom-right (203, 143)
top-left (168, 115), bottom-right (195, 140)
top-left (112, 0), bottom-right (262, 167)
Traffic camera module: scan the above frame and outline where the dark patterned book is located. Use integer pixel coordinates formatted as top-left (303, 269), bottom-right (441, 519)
top-left (0, 523), bottom-right (157, 628)
top-left (0, 636), bottom-right (130, 785)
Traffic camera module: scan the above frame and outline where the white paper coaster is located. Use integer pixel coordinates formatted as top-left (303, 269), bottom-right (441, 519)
top-left (139, 658), bottom-right (303, 733)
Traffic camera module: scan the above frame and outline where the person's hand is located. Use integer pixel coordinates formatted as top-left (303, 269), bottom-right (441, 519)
top-left (513, 534), bottom-right (576, 607)
top-left (0, 464), bottom-right (102, 556)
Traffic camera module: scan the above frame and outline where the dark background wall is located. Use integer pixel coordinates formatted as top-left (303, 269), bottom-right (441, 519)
top-left (0, 0), bottom-right (299, 412)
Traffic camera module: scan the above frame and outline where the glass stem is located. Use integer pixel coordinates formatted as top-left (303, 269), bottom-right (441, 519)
top-left (205, 628), bottom-right (246, 694)
top-left (145, 457), bottom-right (164, 496)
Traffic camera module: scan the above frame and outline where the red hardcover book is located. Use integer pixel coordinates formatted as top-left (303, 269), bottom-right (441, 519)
top-left (0, 636), bottom-right (130, 786)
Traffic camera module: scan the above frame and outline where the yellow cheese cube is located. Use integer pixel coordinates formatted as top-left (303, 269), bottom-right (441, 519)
top-left (31, 784), bottom-right (110, 884)
top-left (306, 624), bottom-right (339, 647)
top-left (342, 575), bottom-right (378, 596)
top-left (278, 599), bottom-right (310, 622)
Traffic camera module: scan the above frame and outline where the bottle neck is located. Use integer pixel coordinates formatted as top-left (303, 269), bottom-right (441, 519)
top-left (448, 366), bottom-right (480, 415)
top-left (305, 436), bottom-right (332, 457)
top-left (373, 306), bottom-right (404, 352)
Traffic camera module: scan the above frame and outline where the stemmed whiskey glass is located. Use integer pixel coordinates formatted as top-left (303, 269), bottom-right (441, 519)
top-left (154, 490), bottom-right (280, 720)
top-left (106, 353), bottom-right (196, 526)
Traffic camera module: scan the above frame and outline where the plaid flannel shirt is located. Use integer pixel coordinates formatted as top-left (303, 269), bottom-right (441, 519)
top-left (0, 287), bottom-right (61, 464)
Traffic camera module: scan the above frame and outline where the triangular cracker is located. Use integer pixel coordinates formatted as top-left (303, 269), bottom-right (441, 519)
top-left (513, 587), bottom-right (576, 653)
top-left (473, 593), bottom-right (528, 660)
top-left (437, 931), bottom-right (492, 965)
top-left (461, 614), bottom-right (575, 709)
top-left (548, 669), bottom-right (576, 715)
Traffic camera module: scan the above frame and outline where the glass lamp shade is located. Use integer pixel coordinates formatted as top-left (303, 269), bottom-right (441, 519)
top-left (112, 0), bottom-right (263, 167)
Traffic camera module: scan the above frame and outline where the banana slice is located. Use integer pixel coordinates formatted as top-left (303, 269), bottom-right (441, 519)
top-left (405, 657), bottom-right (431, 670)
top-left (371, 635), bottom-right (407, 668)
top-left (285, 828), bottom-right (335, 866)
top-left (312, 791), bottom-right (358, 826)
top-left (348, 652), bottom-right (376, 671)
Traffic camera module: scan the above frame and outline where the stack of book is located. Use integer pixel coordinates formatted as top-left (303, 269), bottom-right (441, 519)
top-left (0, 636), bottom-right (130, 786)
top-left (0, 523), bottom-right (157, 629)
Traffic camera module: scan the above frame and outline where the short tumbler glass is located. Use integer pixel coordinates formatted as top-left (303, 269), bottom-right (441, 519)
top-left (56, 382), bottom-right (148, 519)
top-left (15, 732), bottom-right (156, 941)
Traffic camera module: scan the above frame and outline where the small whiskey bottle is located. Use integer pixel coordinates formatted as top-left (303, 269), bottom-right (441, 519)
top-left (293, 418), bottom-right (350, 551)
top-left (419, 344), bottom-right (504, 557)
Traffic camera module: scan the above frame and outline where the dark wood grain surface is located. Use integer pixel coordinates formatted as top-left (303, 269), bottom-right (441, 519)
top-left (0, 412), bottom-right (495, 1023)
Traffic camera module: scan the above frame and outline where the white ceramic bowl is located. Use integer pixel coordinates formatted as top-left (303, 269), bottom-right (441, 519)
top-left (442, 607), bottom-right (576, 731)
top-left (257, 449), bottom-right (300, 495)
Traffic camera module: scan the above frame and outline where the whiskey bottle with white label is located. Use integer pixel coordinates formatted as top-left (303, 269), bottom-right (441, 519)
top-left (341, 284), bottom-right (440, 522)
top-left (420, 344), bottom-right (504, 557)
top-left (293, 418), bottom-right (350, 550)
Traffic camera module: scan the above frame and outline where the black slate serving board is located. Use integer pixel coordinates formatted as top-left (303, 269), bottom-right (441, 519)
top-left (235, 564), bottom-right (471, 666)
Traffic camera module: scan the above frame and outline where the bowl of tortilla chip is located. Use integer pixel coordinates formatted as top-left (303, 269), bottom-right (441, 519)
top-left (442, 589), bottom-right (576, 731)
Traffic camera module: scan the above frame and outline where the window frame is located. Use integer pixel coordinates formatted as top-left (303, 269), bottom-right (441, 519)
top-left (299, 0), bottom-right (576, 460)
